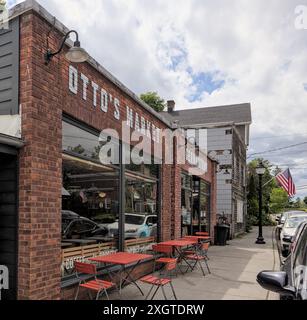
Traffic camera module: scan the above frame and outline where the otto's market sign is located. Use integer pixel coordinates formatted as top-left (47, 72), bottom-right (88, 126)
top-left (68, 65), bottom-right (161, 143)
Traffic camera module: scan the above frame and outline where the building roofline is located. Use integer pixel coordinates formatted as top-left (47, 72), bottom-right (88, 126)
top-left (7, 0), bottom-right (172, 128)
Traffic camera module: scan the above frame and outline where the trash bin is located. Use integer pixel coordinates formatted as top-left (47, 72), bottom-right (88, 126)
top-left (215, 224), bottom-right (230, 246)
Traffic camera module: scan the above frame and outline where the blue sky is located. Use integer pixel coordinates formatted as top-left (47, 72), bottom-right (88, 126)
top-left (8, 0), bottom-right (307, 198)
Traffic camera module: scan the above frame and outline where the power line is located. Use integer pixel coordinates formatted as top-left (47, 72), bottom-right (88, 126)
top-left (251, 132), bottom-right (307, 141)
top-left (247, 141), bottom-right (307, 159)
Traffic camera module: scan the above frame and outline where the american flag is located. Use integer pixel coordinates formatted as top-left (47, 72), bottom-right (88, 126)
top-left (276, 168), bottom-right (296, 197)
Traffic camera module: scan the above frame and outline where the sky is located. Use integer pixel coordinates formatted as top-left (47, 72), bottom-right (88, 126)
top-left (8, 0), bottom-right (307, 199)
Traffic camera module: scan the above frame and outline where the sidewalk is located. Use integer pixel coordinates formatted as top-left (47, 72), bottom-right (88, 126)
top-left (113, 226), bottom-right (280, 300)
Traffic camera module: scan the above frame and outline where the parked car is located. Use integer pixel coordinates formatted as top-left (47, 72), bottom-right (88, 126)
top-left (62, 210), bottom-right (109, 240)
top-left (106, 213), bottom-right (158, 239)
top-left (280, 214), bottom-right (307, 257)
top-left (276, 210), bottom-right (306, 240)
top-left (257, 221), bottom-right (307, 300)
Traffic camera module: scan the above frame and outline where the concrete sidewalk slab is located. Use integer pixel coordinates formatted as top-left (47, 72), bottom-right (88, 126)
top-left (109, 226), bottom-right (280, 300)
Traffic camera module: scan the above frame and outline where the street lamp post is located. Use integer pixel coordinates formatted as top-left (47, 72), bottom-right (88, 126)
top-left (255, 161), bottom-right (266, 244)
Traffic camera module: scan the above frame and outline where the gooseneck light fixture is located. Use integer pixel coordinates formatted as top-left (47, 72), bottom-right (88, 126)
top-left (45, 30), bottom-right (88, 65)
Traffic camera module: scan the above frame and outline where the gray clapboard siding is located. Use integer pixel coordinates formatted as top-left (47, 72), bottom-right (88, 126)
top-left (0, 17), bottom-right (19, 115)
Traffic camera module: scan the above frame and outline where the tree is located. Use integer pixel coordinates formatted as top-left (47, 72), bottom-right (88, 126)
top-left (140, 92), bottom-right (166, 112)
top-left (246, 158), bottom-right (289, 228)
top-left (270, 188), bottom-right (289, 213)
top-left (293, 197), bottom-right (302, 208)
top-left (303, 196), bottom-right (307, 206)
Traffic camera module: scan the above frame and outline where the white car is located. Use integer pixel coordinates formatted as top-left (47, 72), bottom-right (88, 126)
top-left (106, 214), bottom-right (158, 239)
top-left (280, 214), bottom-right (307, 257)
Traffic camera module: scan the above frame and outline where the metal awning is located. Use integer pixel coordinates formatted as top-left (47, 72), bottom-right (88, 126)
top-left (0, 133), bottom-right (24, 155)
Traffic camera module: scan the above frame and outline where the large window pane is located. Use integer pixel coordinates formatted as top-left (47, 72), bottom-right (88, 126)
top-left (199, 180), bottom-right (210, 233)
top-left (61, 120), bottom-right (120, 278)
top-left (124, 162), bottom-right (159, 253)
top-left (61, 154), bottom-right (120, 277)
top-left (181, 172), bottom-right (193, 236)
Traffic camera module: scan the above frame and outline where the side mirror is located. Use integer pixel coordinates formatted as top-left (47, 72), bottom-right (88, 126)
top-left (257, 271), bottom-right (295, 296)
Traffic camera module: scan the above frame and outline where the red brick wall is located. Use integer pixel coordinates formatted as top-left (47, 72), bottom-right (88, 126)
top-left (17, 10), bottom-right (217, 300)
top-left (18, 12), bottom-right (62, 300)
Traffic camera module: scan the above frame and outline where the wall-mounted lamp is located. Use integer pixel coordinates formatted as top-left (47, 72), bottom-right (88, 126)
top-left (45, 30), bottom-right (88, 65)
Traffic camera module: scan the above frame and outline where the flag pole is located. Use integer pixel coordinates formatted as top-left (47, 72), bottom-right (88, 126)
top-left (262, 176), bottom-right (276, 188)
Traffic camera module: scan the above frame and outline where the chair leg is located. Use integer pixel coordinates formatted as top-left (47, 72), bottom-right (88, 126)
top-left (190, 260), bottom-right (197, 272)
top-left (204, 259), bottom-right (211, 274)
top-left (145, 284), bottom-right (155, 300)
top-left (96, 290), bottom-right (101, 300)
top-left (161, 285), bottom-right (167, 300)
top-left (151, 285), bottom-right (160, 300)
top-left (199, 260), bottom-right (206, 277)
top-left (74, 285), bottom-right (80, 300)
top-left (170, 282), bottom-right (177, 300)
top-left (104, 288), bottom-right (110, 300)
top-left (87, 289), bottom-right (93, 300)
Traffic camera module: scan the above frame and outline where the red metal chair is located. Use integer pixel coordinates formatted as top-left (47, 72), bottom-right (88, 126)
top-left (74, 261), bottom-right (116, 300)
top-left (139, 259), bottom-right (178, 300)
top-left (184, 242), bottom-right (211, 276)
top-left (152, 244), bottom-right (176, 265)
top-left (195, 232), bottom-right (209, 236)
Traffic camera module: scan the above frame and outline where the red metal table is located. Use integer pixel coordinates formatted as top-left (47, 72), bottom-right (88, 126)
top-left (89, 252), bottom-right (153, 296)
top-left (183, 235), bottom-right (211, 242)
top-left (158, 239), bottom-right (198, 273)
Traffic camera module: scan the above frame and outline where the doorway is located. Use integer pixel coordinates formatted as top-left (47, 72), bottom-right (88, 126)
top-left (0, 152), bottom-right (18, 300)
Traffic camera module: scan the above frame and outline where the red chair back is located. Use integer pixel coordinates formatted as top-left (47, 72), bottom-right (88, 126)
top-left (195, 232), bottom-right (209, 236)
top-left (165, 259), bottom-right (177, 271)
top-left (74, 261), bottom-right (97, 275)
top-left (201, 242), bottom-right (210, 251)
top-left (152, 244), bottom-right (173, 254)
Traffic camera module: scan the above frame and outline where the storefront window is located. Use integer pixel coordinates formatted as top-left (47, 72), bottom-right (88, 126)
top-left (181, 175), bottom-right (211, 236)
top-left (125, 154), bottom-right (159, 253)
top-left (181, 172), bottom-right (193, 236)
top-left (199, 180), bottom-right (211, 232)
top-left (61, 120), bottom-right (120, 278)
top-left (61, 120), bottom-right (161, 277)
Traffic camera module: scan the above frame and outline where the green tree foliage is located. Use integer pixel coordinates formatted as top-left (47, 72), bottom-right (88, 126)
top-left (304, 196), bottom-right (307, 206)
top-left (246, 158), bottom-right (289, 230)
top-left (140, 92), bottom-right (166, 112)
top-left (270, 188), bottom-right (289, 213)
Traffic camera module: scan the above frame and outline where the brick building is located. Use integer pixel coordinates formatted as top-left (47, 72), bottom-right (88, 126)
top-left (0, 1), bottom-right (217, 300)
top-left (163, 103), bottom-right (252, 238)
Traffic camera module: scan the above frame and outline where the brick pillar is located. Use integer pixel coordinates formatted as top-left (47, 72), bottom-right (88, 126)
top-left (171, 165), bottom-right (182, 239)
top-left (18, 12), bottom-right (62, 300)
top-left (161, 164), bottom-right (172, 241)
top-left (210, 161), bottom-right (217, 239)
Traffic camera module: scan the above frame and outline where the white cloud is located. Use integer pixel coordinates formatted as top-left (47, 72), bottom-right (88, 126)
top-left (9, 0), bottom-right (307, 197)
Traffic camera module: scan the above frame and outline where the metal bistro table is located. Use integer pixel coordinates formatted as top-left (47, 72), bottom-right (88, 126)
top-left (158, 239), bottom-right (198, 274)
top-left (89, 252), bottom-right (153, 297)
top-left (183, 235), bottom-right (211, 243)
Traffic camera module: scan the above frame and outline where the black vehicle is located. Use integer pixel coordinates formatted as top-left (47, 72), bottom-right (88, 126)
top-left (62, 210), bottom-right (109, 240)
top-left (257, 221), bottom-right (307, 300)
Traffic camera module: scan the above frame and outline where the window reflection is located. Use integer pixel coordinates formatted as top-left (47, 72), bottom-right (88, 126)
top-left (181, 173), bottom-right (193, 236)
top-left (124, 155), bottom-right (159, 253)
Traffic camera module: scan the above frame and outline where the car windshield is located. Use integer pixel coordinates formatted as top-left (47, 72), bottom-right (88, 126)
top-left (285, 216), bottom-right (307, 228)
top-left (125, 215), bottom-right (145, 225)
